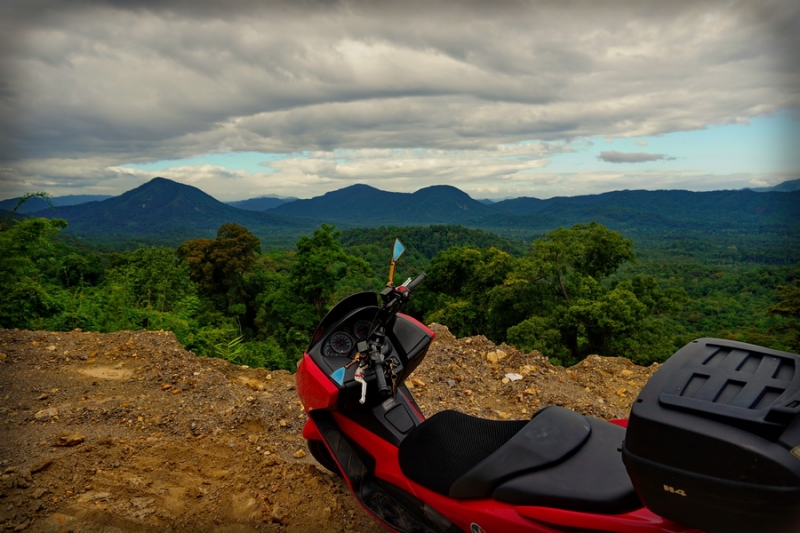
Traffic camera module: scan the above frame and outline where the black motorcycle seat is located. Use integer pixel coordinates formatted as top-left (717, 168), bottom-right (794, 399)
top-left (398, 406), bottom-right (640, 514)
top-left (449, 406), bottom-right (591, 498)
top-left (492, 416), bottom-right (640, 513)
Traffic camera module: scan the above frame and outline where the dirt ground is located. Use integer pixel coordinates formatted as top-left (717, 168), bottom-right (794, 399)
top-left (0, 325), bottom-right (659, 533)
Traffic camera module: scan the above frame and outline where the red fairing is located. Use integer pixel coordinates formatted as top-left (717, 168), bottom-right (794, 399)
top-left (302, 419), bottom-right (322, 440)
top-left (514, 507), bottom-right (701, 533)
top-left (296, 352), bottom-right (339, 410)
top-left (398, 312), bottom-right (435, 338)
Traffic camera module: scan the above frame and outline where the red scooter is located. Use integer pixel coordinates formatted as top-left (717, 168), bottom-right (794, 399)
top-left (296, 240), bottom-right (800, 533)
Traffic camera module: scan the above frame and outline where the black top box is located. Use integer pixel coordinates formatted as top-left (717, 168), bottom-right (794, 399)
top-left (622, 338), bottom-right (800, 533)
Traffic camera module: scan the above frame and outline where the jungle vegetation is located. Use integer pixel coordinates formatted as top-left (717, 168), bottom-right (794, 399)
top-left (1, 208), bottom-right (797, 370)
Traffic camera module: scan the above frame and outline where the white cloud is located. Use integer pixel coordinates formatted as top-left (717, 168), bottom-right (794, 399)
top-left (0, 0), bottom-right (798, 197)
top-left (598, 151), bottom-right (676, 163)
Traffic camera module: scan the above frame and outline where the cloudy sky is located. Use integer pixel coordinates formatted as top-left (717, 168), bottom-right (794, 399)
top-left (1, 0), bottom-right (798, 201)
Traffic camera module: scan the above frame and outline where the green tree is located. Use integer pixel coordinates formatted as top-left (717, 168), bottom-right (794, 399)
top-left (290, 224), bottom-right (368, 319)
top-left (177, 223), bottom-right (260, 314)
top-left (423, 222), bottom-right (682, 364)
top-left (768, 274), bottom-right (800, 351)
top-left (0, 217), bottom-right (68, 328)
top-left (421, 246), bottom-right (514, 338)
top-left (106, 247), bottom-right (196, 314)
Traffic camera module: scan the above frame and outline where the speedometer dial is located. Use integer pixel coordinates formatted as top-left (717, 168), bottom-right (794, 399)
top-left (353, 320), bottom-right (373, 340)
top-left (327, 332), bottom-right (354, 356)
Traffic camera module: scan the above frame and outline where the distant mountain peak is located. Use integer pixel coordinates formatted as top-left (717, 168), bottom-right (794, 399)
top-left (413, 184), bottom-right (475, 199)
top-left (321, 183), bottom-right (381, 196)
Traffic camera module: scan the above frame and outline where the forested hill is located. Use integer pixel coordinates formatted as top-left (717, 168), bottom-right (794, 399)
top-left (226, 196), bottom-right (296, 211)
top-left (268, 183), bottom-right (494, 225)
top-left (26, 177), bottom-right (317, 245)
top-left (0, 194), bottom-right (112, 213)
top-left (486, 188), bottom-right (799, 234)
top-left (8, 178), bottom-right (799, 261)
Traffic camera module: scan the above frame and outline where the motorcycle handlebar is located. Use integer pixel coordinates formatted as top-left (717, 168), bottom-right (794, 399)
top-left (405, 273), bottom-right (427, 292)
top-left (374, 361), bottom-right (390, 397)
top-left (367, 272), bottom-right (424, 398)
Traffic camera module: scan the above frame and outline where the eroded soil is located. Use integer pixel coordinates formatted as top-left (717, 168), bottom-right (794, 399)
top-left (0, 325), bottom-right (658, 532)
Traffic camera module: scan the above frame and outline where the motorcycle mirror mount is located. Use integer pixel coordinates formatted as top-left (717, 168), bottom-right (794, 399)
top-left (387, 238), bottom-right (405, 287)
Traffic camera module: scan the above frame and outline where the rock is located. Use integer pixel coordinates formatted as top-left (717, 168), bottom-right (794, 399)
top-left (54, 432), bottom-right (85, 447)
top-left (34, 407), bottom-right (58, 420)
top-left (130, 497), bottom-right (155, 509)
top-left (18, 467), bottom-right (32, 485)
top-left (30, 459), bottom-right (53, 473)
top-left (293, 449), bottom-right (307, 459)
top-left (486, 350), bottom-right (508, 364)
top-left (46, 345), bottom-right (56, 351)
top-left (78, 491), bottom-right (112, 503)
top-left (271, 502), bottom-right (290, 524)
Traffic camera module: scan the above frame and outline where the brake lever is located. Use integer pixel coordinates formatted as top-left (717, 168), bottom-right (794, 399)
top-left (354, 366), bottom-right (368, 405)
top-left (387, 357), bottom-right (399, 396)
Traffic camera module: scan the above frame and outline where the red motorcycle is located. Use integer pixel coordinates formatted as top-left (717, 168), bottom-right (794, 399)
top-left (296, 240), bottom-right (800, 533)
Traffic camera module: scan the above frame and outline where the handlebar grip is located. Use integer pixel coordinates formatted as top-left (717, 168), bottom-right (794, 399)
top-left (374, 362), bottom-right (390, 397)
top-left (406, 273), bottom-right (427, 291)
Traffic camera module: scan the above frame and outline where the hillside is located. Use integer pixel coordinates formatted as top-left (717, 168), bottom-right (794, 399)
top-left (0, 195), bottom-right (113, 214)
top-left (488, 189), bottom-right (800, 234)
top-left (268, 184), bottom-right (493, 226)
top-left (0, 326), bottom-right (657, 533)
top-left (12, 177), bottom-right (799, 261)
top-left (226, 197), bottom-right (297, 211)
top-left (31, 178), bottom-right (316, 244)
top-left (749, 178), bottom-right (800, 192)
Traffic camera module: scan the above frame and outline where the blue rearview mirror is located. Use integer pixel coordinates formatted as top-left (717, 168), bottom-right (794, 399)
top-left (392, 239), bottom-right (405, 262)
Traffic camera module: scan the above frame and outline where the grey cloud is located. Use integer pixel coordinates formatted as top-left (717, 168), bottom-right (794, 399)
top-left (598, 151), bottom-right (676, 164)
top-left (0, 0), bottom-right (798, 191)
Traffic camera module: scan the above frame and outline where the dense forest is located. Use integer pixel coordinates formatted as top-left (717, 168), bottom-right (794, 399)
top-left (1, 202), bottom-right (797, 370)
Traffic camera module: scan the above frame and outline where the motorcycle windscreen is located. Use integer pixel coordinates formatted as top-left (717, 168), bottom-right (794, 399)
top-left (308, 292), bottom-right (378, 349)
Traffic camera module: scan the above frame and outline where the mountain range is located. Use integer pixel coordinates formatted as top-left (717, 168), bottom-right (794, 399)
top-left (4, 177), bottom-right (798, 255)
top-left (0, 194), bottom-right (113, 214)
top-left (17, 178), bottom-right (318, 246)
top-left (226, 195), bottom-right (297, 211)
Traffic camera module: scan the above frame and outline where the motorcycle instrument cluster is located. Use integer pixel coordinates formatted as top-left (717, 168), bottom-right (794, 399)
top-left (353, 320), bottom-right (373, 340)
top-left (322, 314), bottom-right (383, 358)
top-left (323, 332), bottom-right (354, 357)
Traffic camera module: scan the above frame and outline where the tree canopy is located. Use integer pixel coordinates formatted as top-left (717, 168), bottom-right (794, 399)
top-left (0, 211), bottom-right (794, 371)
